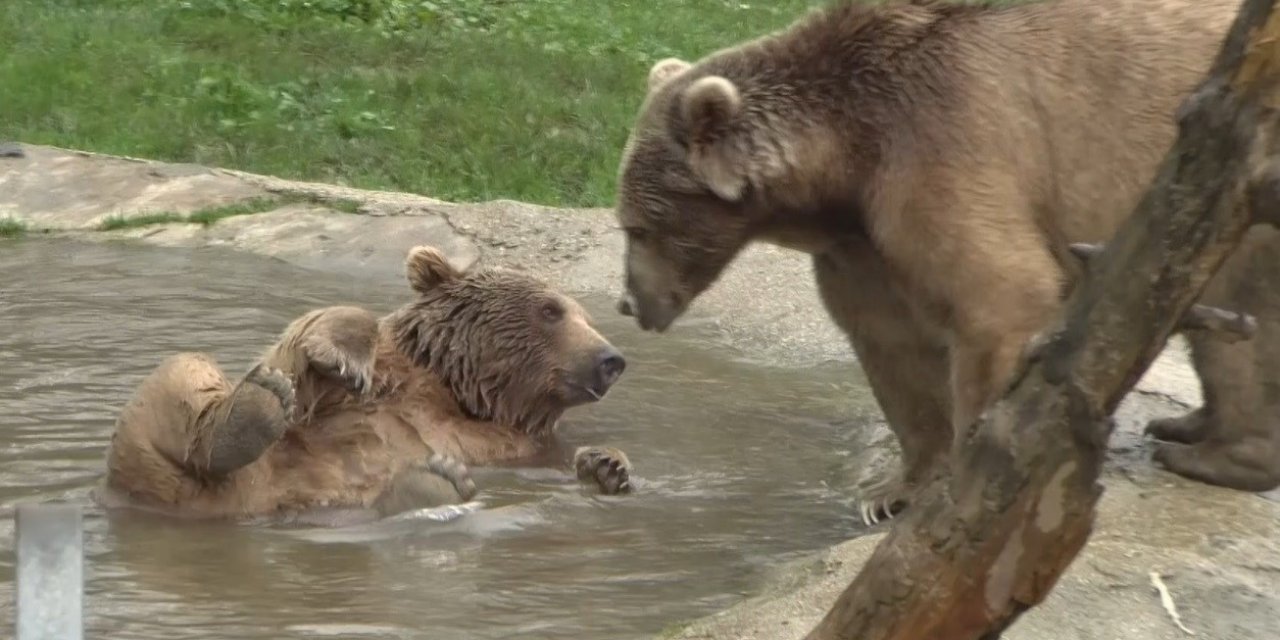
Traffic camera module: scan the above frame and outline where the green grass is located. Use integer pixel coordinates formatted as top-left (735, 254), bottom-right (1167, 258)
top-left (0, 217), bottom-right (28, 238)
top-left (185, 195), bottom-right (291, 224)
top-left (1, 0), bottom-right (826, 208)
top-left (305, 195), bottom-right (363, 214)
top-left (96, 193), bottom-right (363, 231)
top-left (656, 621), bottom-right (693, 639)
top-left (97, 212), bottom-right (186, 231)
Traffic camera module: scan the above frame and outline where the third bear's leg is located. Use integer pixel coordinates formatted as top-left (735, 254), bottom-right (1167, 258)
top-left (1154, 226), bottom-right (1280, 492)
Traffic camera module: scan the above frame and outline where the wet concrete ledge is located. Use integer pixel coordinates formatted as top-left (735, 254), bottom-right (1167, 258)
top-left (2, 143), bottom-right (1278, 640)
top-left (0, 142), bottom-right (846, 367)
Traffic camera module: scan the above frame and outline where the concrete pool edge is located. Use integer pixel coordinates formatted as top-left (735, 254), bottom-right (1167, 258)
top-left (3, 143), bottom-right (1277, 640)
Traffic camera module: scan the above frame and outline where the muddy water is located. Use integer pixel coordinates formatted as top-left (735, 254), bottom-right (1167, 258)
top-left (0, 238), bottom-right (882, 640)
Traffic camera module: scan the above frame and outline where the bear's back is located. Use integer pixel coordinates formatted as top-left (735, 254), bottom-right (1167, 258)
top-left (950, 0), bottom-right (1240, 241)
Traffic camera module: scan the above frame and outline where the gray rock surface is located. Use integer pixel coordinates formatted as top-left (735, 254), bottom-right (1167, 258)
top-left (1, 144), bottom-right (846, 366)
top-left (3, 143), bottom-right (1277, 639)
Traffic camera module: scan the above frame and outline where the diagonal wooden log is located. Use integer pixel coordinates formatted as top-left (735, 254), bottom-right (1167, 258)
top-left (803, 0), bottom-right (1280, 638)
top-left (1067, 242), bottom-right (1258, 342)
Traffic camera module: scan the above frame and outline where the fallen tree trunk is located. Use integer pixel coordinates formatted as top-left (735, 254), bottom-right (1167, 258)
top-left (803, 0), bottom-right (1280, 638)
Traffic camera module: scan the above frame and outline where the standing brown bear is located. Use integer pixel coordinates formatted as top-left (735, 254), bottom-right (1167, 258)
top-left (96, 245), bottom-right (633, 523)
top-left (613, 0), bottom-right (1280, 524)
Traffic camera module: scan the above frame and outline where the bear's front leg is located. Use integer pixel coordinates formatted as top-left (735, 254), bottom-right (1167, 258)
top-left (299, 306), bottom-right (380, 395)
top-left (812, 249), bottom-right (952, 526)
top-left (944, 229), bottom-right (1065, 469)
top-left (573, 446), bottom-right (633, 495)
top-left (948, 335), bottom-right (1037, 442)
top-left (201, 364), bottom-right (296, 478)
top-left (846, 336), bottom-right (951, 526)
top-left (373, 453), bottom-right (479, 518)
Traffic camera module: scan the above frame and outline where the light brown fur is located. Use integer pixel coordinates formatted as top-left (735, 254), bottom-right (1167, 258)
top-left (613, 0), bottom-right (1279, 520)
top-left (98, 246), bottom-right (632, 522)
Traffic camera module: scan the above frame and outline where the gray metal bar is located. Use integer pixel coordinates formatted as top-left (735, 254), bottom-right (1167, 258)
top-left (15, 503), bottom-right (83, 640)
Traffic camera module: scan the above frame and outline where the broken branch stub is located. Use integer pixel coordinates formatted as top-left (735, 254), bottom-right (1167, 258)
top-left (1069, 242), bottom-right (1258, 342)
top-left (803, 0), bottom-right (1280, 639)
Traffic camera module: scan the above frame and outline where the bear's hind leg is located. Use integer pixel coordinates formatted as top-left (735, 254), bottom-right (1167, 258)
top-left (1146, 407), bottom-right (1214, 444)
top-left (200, 363), bottom-right (297, 477)
top-left (1154, 436), bottom-right (1280, 491)
top-left (1152, 226), bottom-right (1280, 492)
top-left (106, 352), bottom-right (234, 502)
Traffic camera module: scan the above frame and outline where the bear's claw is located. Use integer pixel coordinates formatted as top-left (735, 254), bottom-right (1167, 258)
top-left (855, 480), bottom-right (911, 527)
top-left (244, 364), bottom-right (297, 420)
top-left (312, 356), bottom-right (374, 397)
top-left (573, 446), bottom-right (633, 495)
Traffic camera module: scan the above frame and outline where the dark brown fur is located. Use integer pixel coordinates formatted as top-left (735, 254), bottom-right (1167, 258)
top-left (613, 0), bottom-right (1278, 520)
top-left (97, 246), bottom-right (631, 521)
top-left (387, 269), bottom-right (580, 436)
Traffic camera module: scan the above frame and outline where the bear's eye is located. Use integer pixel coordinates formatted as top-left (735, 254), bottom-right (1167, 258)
top-left (624, 227), bottom-right (649, 243)
top-left (541, 301), bottom-right (564, 322)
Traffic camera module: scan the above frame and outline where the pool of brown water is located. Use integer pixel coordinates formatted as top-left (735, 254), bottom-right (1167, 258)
top-left (0, 238), bottom-right (881, 640)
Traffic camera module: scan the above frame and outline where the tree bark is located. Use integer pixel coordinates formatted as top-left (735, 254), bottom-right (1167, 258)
top-left (804, 0), bottom-right (1280, 638)
top-left (1067, 242), bottom-right (1258, 342)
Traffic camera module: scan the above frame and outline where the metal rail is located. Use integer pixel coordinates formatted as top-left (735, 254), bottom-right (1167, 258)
top-left (14, 503), bottom-right (83, 640)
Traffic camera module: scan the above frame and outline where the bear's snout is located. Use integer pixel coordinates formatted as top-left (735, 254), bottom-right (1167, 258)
top-left (567, 345), bottom-right (626, 404)
top-left (616, 293), bottom-right (636, 317)
top-left (594, 346), bottom-right (627, 391)
top-left (616, 289), bottom-right (683, 332)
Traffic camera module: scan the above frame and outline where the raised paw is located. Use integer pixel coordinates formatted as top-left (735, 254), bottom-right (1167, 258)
top-left (573, 446), bottom-right (632, 495)
top-left (300, 307), bottom-right (379, 396)
top-left (244, 364), bottom-right (297, 420)
top-left (855, 479), bottom-right (914, 527)
top-left (205, 364), bottom-right (298, 477)
top-left (310, 352), bottom-right (374, 397)
top-left (1145, 408), bottom-right (1212, 445)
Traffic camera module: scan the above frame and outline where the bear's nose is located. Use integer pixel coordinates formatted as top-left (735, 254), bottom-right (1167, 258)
top-left (616, 294), bottom-right (635, 317)
top-left (595, 347), bottom-right (627, 388)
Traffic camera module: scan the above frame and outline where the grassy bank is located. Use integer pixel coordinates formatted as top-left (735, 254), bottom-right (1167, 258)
top-left (0, 217), bottom-right (28, 238)
top-left (1, 0), bottom-right (824, 207)
top-left (95, 193), bottom-right (362, 231)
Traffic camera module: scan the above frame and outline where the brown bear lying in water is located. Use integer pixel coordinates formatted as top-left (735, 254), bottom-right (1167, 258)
top-left (95, 245), bottom-right (632, 523)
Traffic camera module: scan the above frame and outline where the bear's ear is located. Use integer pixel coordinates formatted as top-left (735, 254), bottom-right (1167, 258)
top-left (648, 57), bottom-right (691, 92)
top-left (406, 245), bottom-right (461, 294)
top-left (680, 76), bottom-right (748, 201)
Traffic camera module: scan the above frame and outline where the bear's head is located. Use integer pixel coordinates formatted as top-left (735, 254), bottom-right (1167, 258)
top-left (612, 58), bottom-right (755, 333)
top-left (613, 14), bottom-right (888, 333)
top-left (388, 245), bottom-right (627, 434)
